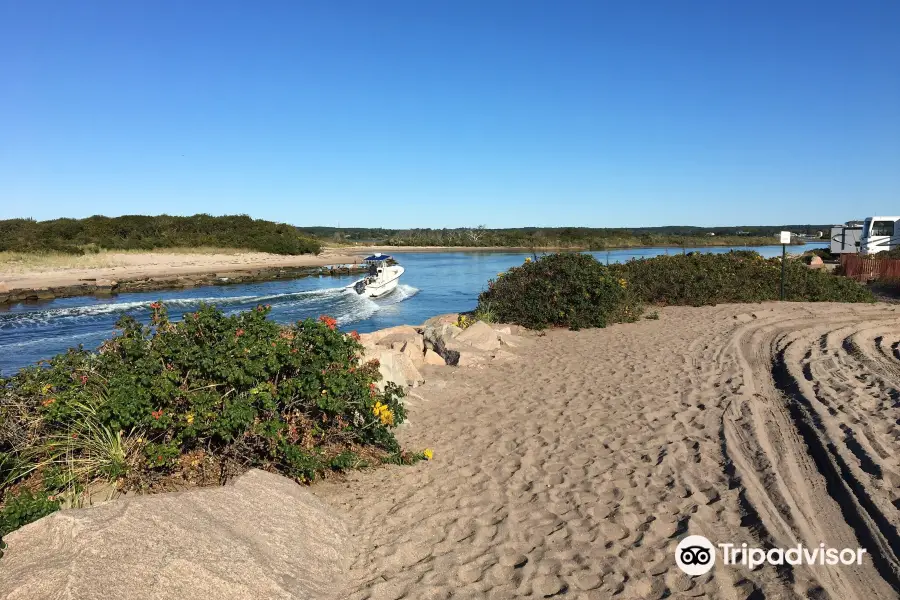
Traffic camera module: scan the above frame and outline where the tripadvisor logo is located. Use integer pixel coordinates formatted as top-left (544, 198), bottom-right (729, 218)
top-left (676, 535), bottom-right (716, 576)
top-left (675, 535), bottom-right (868, 576)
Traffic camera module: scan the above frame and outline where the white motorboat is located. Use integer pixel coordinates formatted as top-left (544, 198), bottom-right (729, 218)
top-left (349, 254), bottom-right (404, 298)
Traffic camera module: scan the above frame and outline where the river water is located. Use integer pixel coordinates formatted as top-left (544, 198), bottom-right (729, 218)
top-left (0, 244), bottom-right (825, 375)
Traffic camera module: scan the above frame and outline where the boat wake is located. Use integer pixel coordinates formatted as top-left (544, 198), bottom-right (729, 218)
top-left (0, 285), bottom-right (420, 331)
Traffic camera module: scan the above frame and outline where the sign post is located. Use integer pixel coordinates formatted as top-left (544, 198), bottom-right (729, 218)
top-left (779, 231), bottom-right (791, 300)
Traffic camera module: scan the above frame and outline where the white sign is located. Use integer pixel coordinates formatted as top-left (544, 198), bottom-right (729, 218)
top-left (780, 231), bottom-right (791, 244)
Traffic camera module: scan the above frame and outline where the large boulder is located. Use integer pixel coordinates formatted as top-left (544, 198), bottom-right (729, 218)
top-left (0, 470), bottom-right (349, 600)
top-left (363, 347), bottom-right (425, 389)
top-left (377, 331), bottom-right (424, 354)
top-left (421, 314), bottom-right (459, 329)
top-left (454, 321), bottom-right (501, 352)
top-left (364, 325), bottom-right (420, 345)
top-left (423, 349), bottom-right (447, 366)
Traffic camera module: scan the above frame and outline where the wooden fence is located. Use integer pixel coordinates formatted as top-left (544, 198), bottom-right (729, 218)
top-left (841, 254), bottom-right (900, 281)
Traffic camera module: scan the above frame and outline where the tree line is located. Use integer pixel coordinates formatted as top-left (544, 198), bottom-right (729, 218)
top-left (0, 215), bottom-right (321, 255)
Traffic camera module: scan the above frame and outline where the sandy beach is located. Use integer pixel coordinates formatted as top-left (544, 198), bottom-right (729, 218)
top-left (0, 248), bottom-right (364, 291)
top-left (315, 302), bottom-right (900, 599)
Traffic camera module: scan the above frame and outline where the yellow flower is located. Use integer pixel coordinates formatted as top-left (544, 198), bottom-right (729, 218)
top-left (618, 278), bottom-right (628, 288)
top-left (186, 413), bottom-right (194, 425)
top-left (372, 401), bottom-right (394, 426)
top-left (524, 257), bottom-right (532, 263)
top-left (423, 448), bottom-right (434, 460)
top-left (497, 272), bottom-right (504, 277)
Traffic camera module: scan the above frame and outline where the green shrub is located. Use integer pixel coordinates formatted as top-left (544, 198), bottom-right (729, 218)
top-left (803, 248), bottom-right (833, 261)
top-left (475, 253), bottom-right (643, 330)
top-left (608, 251), bottom-right (873, 306)
top-left (0, 490), bottom-right (59, 539)
top-left (1, 304), bottom-right (408, 502)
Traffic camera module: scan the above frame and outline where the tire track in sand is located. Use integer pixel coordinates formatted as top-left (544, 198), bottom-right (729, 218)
top-left (723, 305), bottom-right (900, 599)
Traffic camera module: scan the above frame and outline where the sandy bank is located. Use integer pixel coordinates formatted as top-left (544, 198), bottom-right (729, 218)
top-left (0, 249), bottom-right (368, 305)
top-left (0, 249), bottom-right (364, 290)
top-left (318, 302), bottom-right (900, 599)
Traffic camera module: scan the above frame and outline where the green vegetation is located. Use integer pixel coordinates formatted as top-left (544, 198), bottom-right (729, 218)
top-left (0, 304), bottom-right (422, 541)
top-left (477, 251), bottom-right (872, 331)
top-left (2, 216), bottom-right (828, 257)
top-left (308, 224), bottom-right (826, 249)
top-left (476, 253), bottom-right (643, 330)
top-left (0, 215), bottom-right (321, 255)
top-left (608, 252), bottom-right (873, 305)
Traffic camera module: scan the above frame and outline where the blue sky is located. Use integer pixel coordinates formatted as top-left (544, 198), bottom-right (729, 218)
top-left (1, 1), bottom-right (898, 228)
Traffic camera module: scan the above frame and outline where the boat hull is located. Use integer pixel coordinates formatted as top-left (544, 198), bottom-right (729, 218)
top-left (349, 266), bottom-right (404, 298)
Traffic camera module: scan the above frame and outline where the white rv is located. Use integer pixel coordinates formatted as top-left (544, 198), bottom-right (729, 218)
top-left (860, 216), bottom-right (900, 255)
top-left (829, 223), bottom-right (863, 255)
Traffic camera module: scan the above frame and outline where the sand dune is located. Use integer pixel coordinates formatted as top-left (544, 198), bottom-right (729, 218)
top-left (317, 303), bottom-right (900, 599)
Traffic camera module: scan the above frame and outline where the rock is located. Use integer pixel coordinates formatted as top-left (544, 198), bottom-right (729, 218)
top-left (378, 331), bottom-right (424, 353)
top-left (492, 325), bottom-right (512, 335)
top-left (363, 347), bottom-right (425, 388)
top-left (35, 288), bottom-right (55, 300)
top-left (0, 470), bottom-right (348, 600)
top-left (808, 255), bottom-right (825, 268)
top-left (455, 321), bottom-right (501, 352)
top-left (422, 313), bottom-right (459, 329)
top-left (423, 349), bottom-right (446, 365)
top-left (367, 325), bottom-right (420, 345)
top-left (0, 281), bottom-right (8, 294)
top-left (423, 322), bottom-right (464, 364)
top-left (399, 341), bottom-right (425, 367)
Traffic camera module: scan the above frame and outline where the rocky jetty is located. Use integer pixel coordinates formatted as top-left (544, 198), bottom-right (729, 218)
top-left (358, 314), bottom-right (531, 389)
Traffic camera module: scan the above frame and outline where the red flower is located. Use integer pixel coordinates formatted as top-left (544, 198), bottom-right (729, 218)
top-left (319, 315), bottom-right (338, 330)
top-left (149, 301), bottom-right (161, 310)
top-left (152, 409), bottom-right (163, 420)
top-left (290, 348), bottom-right (298, 354)
top-left (350, 330), bottom-right (361, 340)
top-left (80, 375), bottom-right (89, 385)
top-left (235, 329), bottom-right (244, 337)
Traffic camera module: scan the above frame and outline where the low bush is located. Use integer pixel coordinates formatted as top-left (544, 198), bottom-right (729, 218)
top-left (0, 303), bottom-right (420, 537)
top-left (608, 251), bottom-right (873, 306)
top-left (475, 253), bottom-right (643, 330)
top-left (803, 248), bottom-right (834, 261)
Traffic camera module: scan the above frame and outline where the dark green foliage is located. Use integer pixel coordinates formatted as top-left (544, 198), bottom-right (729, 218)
top-left (608, 251), bottom-right (873, 306)
top-left (476, 253), bottom-right (643, 330)
top-left (0, 214), bottom-right (320, 255)
top-left (1, 304), bottom-right (407, 495)
top-left (0, 490), bottom-right (59, 538)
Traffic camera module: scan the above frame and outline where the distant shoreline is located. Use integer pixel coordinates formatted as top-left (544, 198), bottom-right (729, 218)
top-left (0, 249), bottom-right (365, 306)
top-left (342, 242), bottom-right (816, 254)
